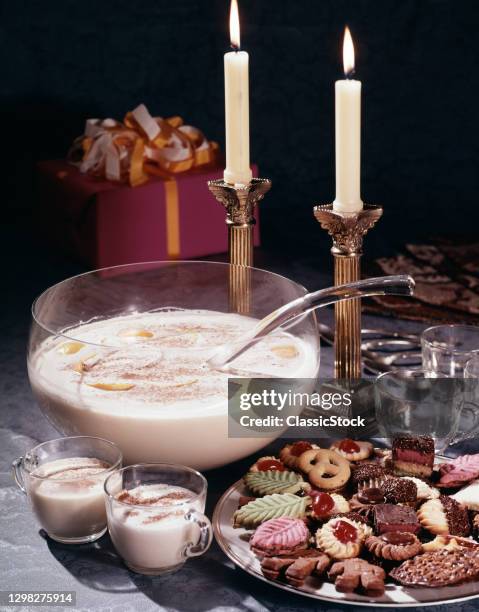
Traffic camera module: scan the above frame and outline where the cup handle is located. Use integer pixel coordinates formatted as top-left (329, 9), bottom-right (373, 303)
top-left (12, 457), bottom-right (26, 494)
top-left (183, 510), bottom-right (213, 558)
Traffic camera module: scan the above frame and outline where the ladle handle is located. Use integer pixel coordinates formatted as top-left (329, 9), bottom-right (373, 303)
top-left (209, 274), bottom-right (415, 369)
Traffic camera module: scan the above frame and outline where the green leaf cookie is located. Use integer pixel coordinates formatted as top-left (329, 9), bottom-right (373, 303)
top-left (244, 470), bottom-right (309, 496)
top-left (233, 493), bottom-right (311, 528)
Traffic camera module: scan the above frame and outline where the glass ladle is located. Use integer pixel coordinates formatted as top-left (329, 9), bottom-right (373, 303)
top-left (209, 274), bottom-right (415, 369)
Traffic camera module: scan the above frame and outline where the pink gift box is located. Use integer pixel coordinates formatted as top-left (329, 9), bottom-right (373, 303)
top-left (36, 160), bottom-right (260, 269)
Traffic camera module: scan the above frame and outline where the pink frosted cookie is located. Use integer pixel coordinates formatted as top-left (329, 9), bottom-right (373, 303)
top-left (439, 454), bottom-right (479, 487)
top-left (250, 517), bottom-right (310, 558)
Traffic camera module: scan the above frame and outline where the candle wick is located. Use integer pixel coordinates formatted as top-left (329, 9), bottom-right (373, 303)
top-left (230, 43), bottom-right (240, 52)
top-left (345, 68), bottom-right (356, 79)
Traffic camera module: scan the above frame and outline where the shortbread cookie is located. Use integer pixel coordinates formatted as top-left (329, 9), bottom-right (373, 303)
top-left (328, 558), bottom-right (386, 596)
top-left (330, 439), bottom-right (373, 462)
top-left (390, 548), bottom-right (479, 587)
top-left (401, 476), bottom-right (439, 500)
top-left (365, 532), bottom-right (421, 561)
top-left (309, 492), bottom-right (350, 520)
top-left (298, 449), bottom-right (351, 491)
top-left (279, 441), bottom-right (318, 469)
top-left (316, 516), bottom-right (372, 559)
top-left (422, 534), bottom-right (479, 553)
top-left (452, 480), bottom-right (479, 511)
top-left (417, 495), bottom-right (470, 537)
top-left (250, 517), bottom-right (310, 557)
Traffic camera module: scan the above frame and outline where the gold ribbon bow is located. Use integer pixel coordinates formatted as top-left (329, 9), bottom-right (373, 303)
top-left (69, 104), bottom-right (219, 187)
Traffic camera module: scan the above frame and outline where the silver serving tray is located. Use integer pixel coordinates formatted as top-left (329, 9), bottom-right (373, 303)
top-left (213, 473), bottom-right (479, 608)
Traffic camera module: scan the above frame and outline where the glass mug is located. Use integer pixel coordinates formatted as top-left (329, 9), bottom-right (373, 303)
top-left (104, 463), bottom-right (212, 575)
top-left (375, 370), bottom-right (479, 452)
top-left (465, 356), bottom-right (479, 379)
top-left (422, 324), bottom-right (479, 377)
top-left (12, 436), bottom-right (122, 544)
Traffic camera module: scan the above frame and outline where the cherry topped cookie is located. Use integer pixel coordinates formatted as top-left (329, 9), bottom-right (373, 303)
top-left (330, 439), bottom-right (373, 462)
top-left (279, 441), bottom-right (319, 469)
top-left (316, 516), bottom-right (372, 559)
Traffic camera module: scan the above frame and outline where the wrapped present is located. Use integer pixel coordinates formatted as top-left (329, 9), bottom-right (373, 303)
top-left (36, 105), bottom-right (260, 268)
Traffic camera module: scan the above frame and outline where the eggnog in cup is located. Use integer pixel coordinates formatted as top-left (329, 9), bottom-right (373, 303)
top-left (12, 436), bottom-right (122, 543)
top-left (104, 464), bottom-right (212, 575)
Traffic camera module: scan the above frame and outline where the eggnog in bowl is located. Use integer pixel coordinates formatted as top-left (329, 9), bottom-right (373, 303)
top-left (29, 309), bottom-right (318, 469)
top-left (28, 261), bottom-right (320, 469)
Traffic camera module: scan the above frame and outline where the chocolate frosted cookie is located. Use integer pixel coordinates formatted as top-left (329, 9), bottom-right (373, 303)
top-left (383, 478), bottom-right (417, 505)
top-left (365, 532), bottom-right (422, 561)
top-left (373, 504), bottom-right (420, 535)
top-left (390, 548), bottom-right (479, 587)
top-left (352, 463), bottom-right (388, 490)
top-left (418, 495), bottom-right (470, 537)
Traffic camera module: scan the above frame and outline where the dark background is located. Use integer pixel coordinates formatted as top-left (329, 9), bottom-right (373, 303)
top-left (2, 0), bottom-right (479, 259)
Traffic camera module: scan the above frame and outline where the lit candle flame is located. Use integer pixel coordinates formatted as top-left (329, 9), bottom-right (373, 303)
top-left (343, 26), bottom-right (355, 78)
top-left (229, 0), bottom-right (241, 50)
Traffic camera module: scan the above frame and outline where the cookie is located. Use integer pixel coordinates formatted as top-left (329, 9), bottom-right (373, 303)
top-left (372, 504), bottom-right (420, 535)
top-left (250, 517), bottom-right (310, 557)
top-left (422, 534), bottom-right (479, 553)
top-left (233, 493), bottom-right (310, 528)
top-left (417, 495), bottom-right (470, 537)
top-left (298, 449), bottom-right (351, 491)
top-left (390, 548), bottom-right (479, 587)
top-left (452, 480), bottom-right (479, 511)
top-left (392, 435), bottom-right (435, 478)
top-left (365, 532), bottom-right (422, 561)
top-left (351, 463), bottom-right (389, 490)
top-left (330, 439), bottom-right (373, 462)
top-left (328, 558), bottom-right (386, 596)
top-left (260, 549), bottom-right (330, 586)
top-left (244, 470), bottom-right (309, 496)
top-left (383, 478), bottom-right (417, 505)
top-left (401, 476), bottom-right (439, 500)
top-left (439, 454), bottom-right (479, 488)
top-left (249, 456), bottom-right (285, 473)
top-left (316, 516), bottom-right (372, 559)
top-left (279, 441), bottom-right (319, 469)
top-left (349, 487), bottom-right (386, 510)
top-left (309, 491), bottom-right (350, 520)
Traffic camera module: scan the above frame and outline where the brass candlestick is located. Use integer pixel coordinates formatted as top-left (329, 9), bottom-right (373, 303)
top-left (208, 178), bottom-right (271, 313)
top-left (314, 203), bottom-right (383, 379)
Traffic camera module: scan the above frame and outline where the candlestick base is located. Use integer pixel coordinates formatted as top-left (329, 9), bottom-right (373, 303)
top-left (208, 178), bottom-right (271, 313)
top-left (314, 203), bottom-right (383, 379)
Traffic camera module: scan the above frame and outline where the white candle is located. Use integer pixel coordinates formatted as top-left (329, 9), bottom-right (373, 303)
top-left (223, 0), bottom-right (252, 186)
top-left (334, 27), bottom-right (363, 213)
